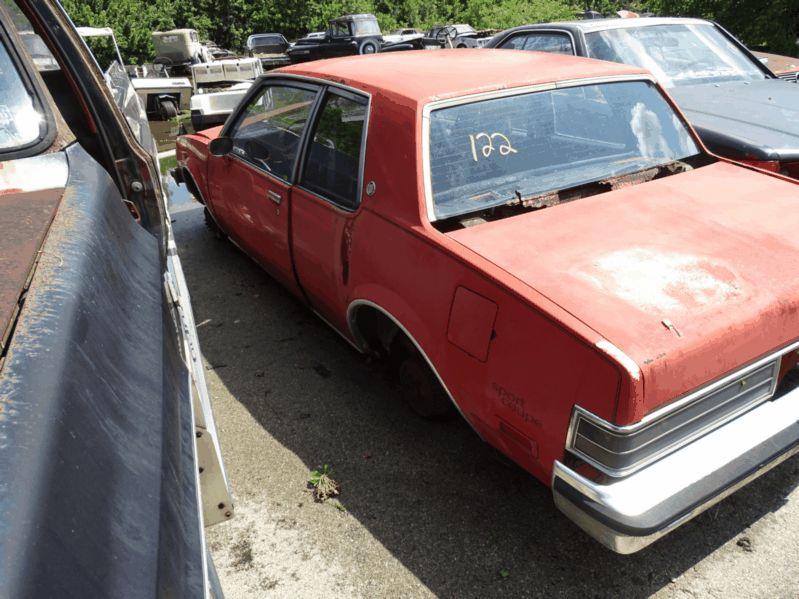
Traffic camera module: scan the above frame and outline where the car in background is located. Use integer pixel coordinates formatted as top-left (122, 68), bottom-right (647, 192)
top-left (247, 32), bottom-right (291, 70)
top-left (1, 0), bottom-right (230, 596)
top-left (383, 27), bottom-right (424, 45)
top-left (78, 26), bottom-right (192, 119)
top-left (173, 49), bottom-right (799, 553)
top-left (422, 23), bottom-right (494, 48)
top-left (754, 51), bottom-right (799, 82)
top-left (487, 17), bottom-right (799, 178)
top-left (287, 13), bottom-right (415, 62)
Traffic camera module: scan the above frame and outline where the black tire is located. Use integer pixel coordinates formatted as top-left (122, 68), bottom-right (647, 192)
top-left (358, 39), bottom-right (380, 55)
top-left (158, 98), bottom-right (178, 120)
top-left (204, 208), bottom-right (225, 240)
top-left (395, 338), bottom-right (455, 420)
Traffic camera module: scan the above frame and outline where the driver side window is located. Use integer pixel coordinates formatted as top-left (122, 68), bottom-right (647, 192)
top-left (229, 84), bottom-right (318, 181)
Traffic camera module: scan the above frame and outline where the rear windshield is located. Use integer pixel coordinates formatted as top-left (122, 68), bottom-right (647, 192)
top-left (585, 24), bottom-right (766, 87)
top-left (0, 38), bottom-right (44, 152)
top-left (427, 81), bottom-right (699, 221)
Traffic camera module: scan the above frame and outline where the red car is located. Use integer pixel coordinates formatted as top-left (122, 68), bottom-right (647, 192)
top-left (175, 50), bottom-right (799, 553)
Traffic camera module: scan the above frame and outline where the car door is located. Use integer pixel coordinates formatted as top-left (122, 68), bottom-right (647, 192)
top-left (328, 22), bottom-right (355, 57)
top-left (291, 87), bottom-right (368, 330)
top-left (498, 30), bottom-right (575, 55)
top-left (208, 80), bottom-right (320, 292)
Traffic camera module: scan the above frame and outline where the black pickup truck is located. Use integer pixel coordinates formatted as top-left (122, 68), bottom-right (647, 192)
top-left (287, 13), bottom-right (423, 63)
top-left (0, 1), bottom-right (230, 596)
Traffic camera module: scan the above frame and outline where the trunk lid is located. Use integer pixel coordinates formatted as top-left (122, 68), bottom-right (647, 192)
top-left (447, 162), bottom-right (799, 420)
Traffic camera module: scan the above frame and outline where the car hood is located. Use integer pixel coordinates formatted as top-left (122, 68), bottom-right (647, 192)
top-left (0, 153), bottom-right (67, 351)
top-left (447, 162), bottom-right (799, 420)
top-left (670, 80), bottom-right (799, 161)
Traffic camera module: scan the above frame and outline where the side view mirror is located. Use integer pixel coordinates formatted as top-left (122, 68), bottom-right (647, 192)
top-left (209, 136), bottom-right (233, 156)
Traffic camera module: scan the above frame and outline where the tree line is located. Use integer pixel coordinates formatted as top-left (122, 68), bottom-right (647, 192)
top-left (63, 0), bottom-right (798, 64)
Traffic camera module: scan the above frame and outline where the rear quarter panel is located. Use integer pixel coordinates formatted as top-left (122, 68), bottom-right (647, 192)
top-left (347, 210), bottom-right (623, 483)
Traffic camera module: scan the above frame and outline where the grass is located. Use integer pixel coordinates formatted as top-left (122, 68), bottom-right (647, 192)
top-left (159, 154), bottom-right (177, 173)
top-left (308, 464), bottom-right (340, 502)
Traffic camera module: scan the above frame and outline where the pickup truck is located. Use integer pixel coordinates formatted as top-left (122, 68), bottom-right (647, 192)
top-left (0, 1), bottom-right (230, 595)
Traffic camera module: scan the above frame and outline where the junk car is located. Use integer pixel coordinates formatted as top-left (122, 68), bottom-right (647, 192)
top-left (753, 51), bottom-right (799, 83)
top-left (287, 13), bottom-right (422, 63)
top-left (174, 49), bottom-right (799, 553)
top-left (0, 0), bottom-right (230, 595)
top-left (486, 17), bottom-right (799, 178)
top-left (246, 33), bottom-right (291, 70)
top-left (422, 24), bottom-right (495, 48)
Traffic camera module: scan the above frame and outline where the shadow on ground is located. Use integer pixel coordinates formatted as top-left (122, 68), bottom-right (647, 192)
top-left (171, 196), bottom-right (799, 598)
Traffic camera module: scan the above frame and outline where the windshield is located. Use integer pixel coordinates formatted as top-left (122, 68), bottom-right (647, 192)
top-left (0, 39), bottom-right (44, 152)
top-left (250, 35), bottom-right (284, 46)
top-left (352, 19), bottom-right (381, 36)
top-left (427, 81), bottom-right (700, 221)
top-left (585, 24), bottom-right (766, 88)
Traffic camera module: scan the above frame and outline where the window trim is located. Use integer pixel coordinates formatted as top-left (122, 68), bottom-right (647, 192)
top-left (502, 29), bottom-right (576, 55)
top-left (0, 9), bottom-right (56, 161)
top-left (221, 78), bottom-right (322, 185)
top-left (499, 28), bottom-right (577, 55)
top-left (295, 85), bottom-right (370, 213)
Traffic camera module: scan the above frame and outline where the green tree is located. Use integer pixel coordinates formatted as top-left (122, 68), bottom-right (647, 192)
top-left (652, 0), bottom-right (798, 56)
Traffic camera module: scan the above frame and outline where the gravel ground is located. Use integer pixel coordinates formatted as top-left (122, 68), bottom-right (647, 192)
top-left (169, 184), bottom-right (799, 599)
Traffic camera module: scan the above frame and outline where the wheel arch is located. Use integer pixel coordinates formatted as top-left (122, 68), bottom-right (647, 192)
top-left (346, 297), bottom-right (469, 422)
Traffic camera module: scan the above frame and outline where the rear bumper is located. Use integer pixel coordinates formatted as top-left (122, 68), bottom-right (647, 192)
top-left (553, 384), bottom-right (799, 554)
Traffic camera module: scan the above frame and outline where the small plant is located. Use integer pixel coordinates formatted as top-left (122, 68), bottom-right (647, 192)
top-left (308, 464), bottom-right (340, 502)
top-left (499, 568), bottom-right (510, 579)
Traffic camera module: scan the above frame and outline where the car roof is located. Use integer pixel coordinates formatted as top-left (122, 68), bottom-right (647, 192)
top-left (276, 49), bottom-right (647, 108)
top-left (516, 16), bottom-right (711, 34)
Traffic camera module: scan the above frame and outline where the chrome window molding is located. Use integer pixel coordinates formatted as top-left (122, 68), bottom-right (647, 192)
top-left (566, 339), bottom-right (799, 478)
top-left (420, 73), bottom-right (657, 224)
top-left (495, 28), bottom-right (578, 55)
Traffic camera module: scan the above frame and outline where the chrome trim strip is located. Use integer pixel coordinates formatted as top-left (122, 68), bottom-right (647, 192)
top-left (552, 381), bottom-right (799, 553)
top-left (420, 73), bottom-right (657, 223)
top-left (566, 341), bottom-right (799, 477)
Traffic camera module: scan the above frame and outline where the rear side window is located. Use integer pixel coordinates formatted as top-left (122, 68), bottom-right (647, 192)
top-left (501, 32), bottom-right (574, 54)
top-left (0, 33), bottom-right (48, 156)
top-left (300, 91), bottom-right (367, 210)
top-left (229, 84), bottom-right (317, 181)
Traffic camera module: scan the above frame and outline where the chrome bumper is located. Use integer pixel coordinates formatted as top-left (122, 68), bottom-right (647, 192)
top-left (553, 384), bottom-right (799, 554)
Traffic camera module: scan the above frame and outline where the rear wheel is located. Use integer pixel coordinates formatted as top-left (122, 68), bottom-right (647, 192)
top-left (204, 208), bottom-right (225, 240)
top-left (393, 336), bottom-right (454, 420)
top-left (157, 98), bottom-right (178, 120)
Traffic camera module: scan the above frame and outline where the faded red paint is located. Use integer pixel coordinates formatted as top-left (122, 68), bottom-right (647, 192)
top-left (177, 51), bottom-right (799, 486)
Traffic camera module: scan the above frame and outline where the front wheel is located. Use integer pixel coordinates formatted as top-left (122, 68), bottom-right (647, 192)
top-left (358, 39), bottom-right (380, 55)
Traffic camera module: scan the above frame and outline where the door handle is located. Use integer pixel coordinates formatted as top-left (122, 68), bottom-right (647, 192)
top-left (266, 190), bottom-right (282, 204)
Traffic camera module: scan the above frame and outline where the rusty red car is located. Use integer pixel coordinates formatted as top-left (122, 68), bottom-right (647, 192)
top-left (174, 49), bottom-right (799, 553)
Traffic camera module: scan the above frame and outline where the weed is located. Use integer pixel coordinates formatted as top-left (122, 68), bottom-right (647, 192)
top-left (308, 464), bottom-right (340, 502)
